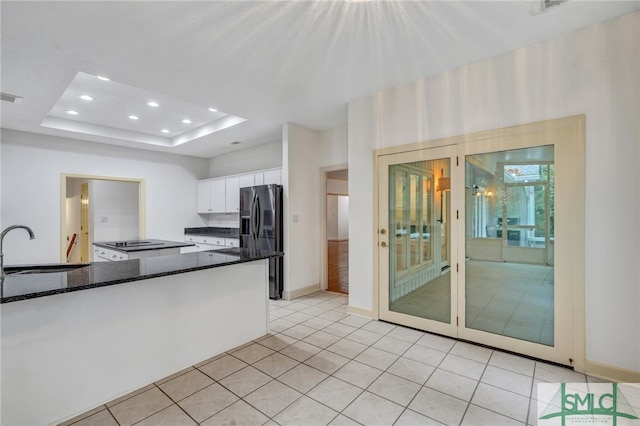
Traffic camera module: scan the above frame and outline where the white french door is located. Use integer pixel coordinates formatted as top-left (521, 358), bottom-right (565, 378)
top-left (377, 117), bottom-right (584, 367)
top-left (378, 145), bottom-right (459, 338)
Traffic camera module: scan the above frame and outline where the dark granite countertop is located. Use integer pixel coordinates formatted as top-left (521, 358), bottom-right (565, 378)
top-left (1, 248), bottom-right (282, 304)
top-left (184, 227), bottom-right (239, 238)
top-left (93, 239), bottom-right (195, 253)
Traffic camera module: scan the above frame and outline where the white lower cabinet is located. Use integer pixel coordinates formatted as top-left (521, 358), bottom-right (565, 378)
top-left (94, 246), bottom-right (129, 262)
top-left (128, 248), bottom-right (180, 259)
top-left (93, 245), bottom-right (179, 261)
top-left (109, 250), bottom-right (129, 261)
top-left (225, 238), bottom-right (239, 248)
top-left (182, 235), bottom-right (239, 252)
top-left (180, 243), bottom-right (220, 253)
top-left (93, 246), bottom-right (109, 262)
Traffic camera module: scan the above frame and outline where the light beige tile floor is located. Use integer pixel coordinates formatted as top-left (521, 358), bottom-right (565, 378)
top-left (60, 290), bottom-right (593, 426)
top-left (390, 260), bottom-right (554, 345)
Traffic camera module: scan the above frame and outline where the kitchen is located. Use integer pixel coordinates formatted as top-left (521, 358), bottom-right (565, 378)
top-left (1, 2), bottom-right (639, 425)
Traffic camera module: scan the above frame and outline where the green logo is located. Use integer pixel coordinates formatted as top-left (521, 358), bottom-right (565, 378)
top-left (539, 383), bottom-right (639, 425)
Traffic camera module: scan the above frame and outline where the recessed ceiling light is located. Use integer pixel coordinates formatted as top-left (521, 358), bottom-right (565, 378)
top-left (209, 107), bottom-right (218, 112)
top-left (128, 115), bottom-right (139, 120)
top-left (80, 95), bottom-right (93, 101)
top-left (231, 140), bottom-right (242, 145)
top-left (161, 129), bottom-right (170, 134)
top-left (182, 119), bottom-right (191, 124)
top-left (148, 101), bottom-right (159, 107)
top-left (96, 75), bottom-right (110, 81)
top-left (66, 110), bottom-right (79, 115)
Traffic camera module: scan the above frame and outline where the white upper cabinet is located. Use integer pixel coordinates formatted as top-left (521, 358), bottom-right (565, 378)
top-left (197, 178), bottom-right (226, 213)
top-left (197, 168), bottom-right (281, 214)
top-left (263, 169), bottom-right (281, 185)
top-left (239, 174), bottom-right (255, 188)
top-left (210, 179), bottom-right (226, 212)
top-left (196, 181), bottom-right (210, 213)
top-left (225, 177), bottom-right (240, 212)
top-left (254, 173), bottom-right (264, 186)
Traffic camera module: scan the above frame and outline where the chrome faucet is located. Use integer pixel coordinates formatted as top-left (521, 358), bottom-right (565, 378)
top-left (1, 225), bottom-right (36, 280)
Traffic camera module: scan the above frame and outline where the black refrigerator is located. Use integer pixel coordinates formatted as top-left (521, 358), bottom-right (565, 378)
top-left (240, 184), bottom-right (283, 299)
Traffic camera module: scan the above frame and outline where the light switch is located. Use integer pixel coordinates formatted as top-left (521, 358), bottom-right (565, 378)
top-left (101, 216), bottom-right (108, 222)
top-left (293, 214), bottom-right (299, 223)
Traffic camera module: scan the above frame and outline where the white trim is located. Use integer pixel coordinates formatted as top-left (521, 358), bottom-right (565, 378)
top-left (347, 305), bottom-right (375, 319)
top-left (284, 283), bottom-right (320, 300)
top-left (320, 164), bottom-right (349, 294)
top-left (584, 360), bottom-right (640, 383)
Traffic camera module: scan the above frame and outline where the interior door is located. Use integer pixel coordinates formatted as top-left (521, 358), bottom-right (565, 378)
top-left (378, 145), bottom-right (458, 337)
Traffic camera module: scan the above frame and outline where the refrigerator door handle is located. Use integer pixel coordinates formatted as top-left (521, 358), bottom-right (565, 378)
top-left (252, 192), bottom-right (260, 241)
top-left (254, 195), bottom-right (261, 238)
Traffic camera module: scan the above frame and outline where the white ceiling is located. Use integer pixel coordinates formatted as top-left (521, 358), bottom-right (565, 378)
top-left (1, 1), bottom-right (638, 159)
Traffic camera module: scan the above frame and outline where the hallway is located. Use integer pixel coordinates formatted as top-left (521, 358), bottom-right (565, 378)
top-left (327, 240), bottom-right (349, 294)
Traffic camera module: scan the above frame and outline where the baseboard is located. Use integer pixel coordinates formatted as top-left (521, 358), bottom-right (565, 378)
top-left (585, 359), bottom-right (640, 382)
top-left (284, 283), bottom-right (320, 300)
top-left (347, 305), bottom-right (375, 319)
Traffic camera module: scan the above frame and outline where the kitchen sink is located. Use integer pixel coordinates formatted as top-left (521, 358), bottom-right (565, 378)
top-left (5, 263), bottom-right (90, 275)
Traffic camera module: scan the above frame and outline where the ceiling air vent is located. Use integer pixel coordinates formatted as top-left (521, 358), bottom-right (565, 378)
top-left (1, 92), bottom-right (24, 104)
top-left (531, 0), bottom-right (568, 14)
top-left (544, 0), bottom-right (567, 9)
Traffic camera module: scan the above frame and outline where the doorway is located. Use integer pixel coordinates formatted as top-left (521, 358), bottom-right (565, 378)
top-left (326, 169), bottom-right (349, 294)
top-left (376, 116), bottom-right (585, 367)
top-left (61, 174), bottom-right (146, 263)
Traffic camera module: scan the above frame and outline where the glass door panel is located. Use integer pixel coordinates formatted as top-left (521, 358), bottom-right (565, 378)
top-left (464, 146), bottom-right (555, 346)
top-left (379, 146), bottom-right (456, 335)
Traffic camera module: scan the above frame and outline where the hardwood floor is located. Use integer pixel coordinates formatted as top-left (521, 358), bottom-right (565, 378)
top-left (327, 240), bottom-right (349, 294)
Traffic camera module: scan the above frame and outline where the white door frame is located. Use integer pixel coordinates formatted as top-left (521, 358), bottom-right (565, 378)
top-left (60, 173), bottom-right (146, 263)
top-left (320, 164), bottom-right (349, 292)
top-left (374, 116), bottom-right (585, 370)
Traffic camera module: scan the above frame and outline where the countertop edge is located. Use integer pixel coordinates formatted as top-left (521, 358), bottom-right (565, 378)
top-left (1, 250), bottom-right (282, 304)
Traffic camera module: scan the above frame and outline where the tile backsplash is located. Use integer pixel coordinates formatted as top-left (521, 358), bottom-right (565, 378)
top-left (202, 213), bottom-right (240, 228)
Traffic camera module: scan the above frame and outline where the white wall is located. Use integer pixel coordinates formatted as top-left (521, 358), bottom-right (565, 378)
top-left (327, 179), bottom-right (349, 240)
top-left (1, 129), bottom-right (209, 264)
top-left (327, 192), bottom-right (349, 241)
top-left (348, 12), bottom-right (639, 372)
top-left (90, 180), bottom-right (139, 243)
top-left (337, 196), bottom-right (349, 240)
top-left (327, 178), bottom-right (348, 195)
top-left (208, 140), bottom-right (282, 178)
top-left (283, 123), bottom-right (348, 297)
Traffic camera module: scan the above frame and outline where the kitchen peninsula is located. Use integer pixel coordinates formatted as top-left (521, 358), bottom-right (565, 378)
top-left (1, 248), bottom-right (282, 426)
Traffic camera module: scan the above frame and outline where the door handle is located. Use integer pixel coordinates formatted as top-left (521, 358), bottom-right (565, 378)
top-left (380, 242), bottom-right (388, 248)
